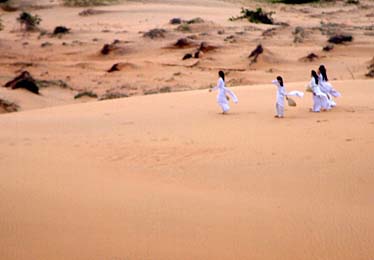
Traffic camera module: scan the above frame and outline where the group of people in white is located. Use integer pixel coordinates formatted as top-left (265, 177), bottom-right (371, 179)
top-left (209, 65), bottom-right (341, 118)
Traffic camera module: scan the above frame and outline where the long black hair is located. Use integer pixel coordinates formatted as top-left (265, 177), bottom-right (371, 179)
top-left (219, 70), bottom-right (225, 82)
top-left (319, 65), bottom-right (328, 81)
top-left (277, 76), bottom-right (283, 87)
top-left (311, 70), bottom-right (319, 85)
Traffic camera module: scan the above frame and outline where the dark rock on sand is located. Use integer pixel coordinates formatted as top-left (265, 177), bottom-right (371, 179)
top-left (170, 18), bottom-right (182, 25)
top-left (323, 44), bottom-right (334, 52)
top-left (300, 53), bottom-right (319, 62)
top-left (41, 42), bottom-right (52, 48)
top-left (182, 53), bottom-right (193, 60)
top-left (194, 50), bottom-right (203, 58)
top-left (53, 26), bottom-right (70, 35)
top-left (328, 34), bottom-right (353, 44)
top-left (108, 63), bottom-right (121, 72)
top-left (101, 40), bottom-right (124, 55)
top-left (174, 38), bottom-right (194, 48)
top-left (4, 71), bottom-right (39, 94)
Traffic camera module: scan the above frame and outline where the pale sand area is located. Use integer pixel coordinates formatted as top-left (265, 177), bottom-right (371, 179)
top-left (1, 79), bottom-right (373, 260)
top-left (1, 0), bottom-right (374, 111)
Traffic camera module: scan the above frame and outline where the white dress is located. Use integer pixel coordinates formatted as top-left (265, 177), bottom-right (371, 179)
top-left (310, 78), bottom-right (330, 112)
top-left (318, 74), bottom-right (340, 107)
top-left (272, 80), bottom-right (286, 117)
top-left (211, 78), bottom-right (238, 112)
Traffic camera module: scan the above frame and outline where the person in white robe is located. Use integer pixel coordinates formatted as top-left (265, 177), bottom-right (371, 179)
top-left (209, 71), bottom-right (238, 114)
top-left (310, 70), bottom-right (330, 112)
top-left (318, 65), bottom-right (341, 107)
top-left (272, 76), bottom-right (287, 118)
top-left (272, 76), bottom-right (304, 118)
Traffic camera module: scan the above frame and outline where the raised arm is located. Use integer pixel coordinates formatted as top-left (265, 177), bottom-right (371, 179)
top-left (272, 79), bottom-right (280, 87)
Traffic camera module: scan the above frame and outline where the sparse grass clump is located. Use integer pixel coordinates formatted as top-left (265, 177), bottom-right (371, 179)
top-left (0, 0), bottom-right (19, 12)
top-left (186, 17), bottom-right (204, 24)
top-left (230, 8), bottom-right (274, 25)
top-left (143, 28), bottom-right (166, 39)
top-left (99, 92), bottom-right (128, 100)
top-left (17, 12), bottom-right (41, 31)
top-left (176, 23), bottom-right (191, 32)
top-left (0, 98), bottom-right (19, 113)
top-left (74, 91), bottom-right (98, 99)
top-left (63, 0), bottom-right (119, 6)
top-left (270, 0), bottom-right (320, 3)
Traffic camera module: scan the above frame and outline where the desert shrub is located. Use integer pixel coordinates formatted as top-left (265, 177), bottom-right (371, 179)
top-left (186, 17), bottom-right (204, 24)
top-left (63, 0), bottom-right (118, 6)
top-left (143, 89), bottom-right (159, 95)
top-left (143, 28), bottom-right (166, 39)
top-left (37, 79), bottom-right (70, 89)
top-left (17, 12), bottom-right (41, 31)
top-left (159, 86), bottom-right (171, 93)
top-left (270, 0), bottom-right (319, 3)
top-left (99, 92), bottom-right (128, 100)
top-left (176, 23), bottom-right (191, 32)
top-left (0, 98), bottom-right (19, 113)
top-left (74, 91), bottom-right (98, 99)
top-left (230, 8), bottom-right (274, 24)
top-left (346, 0), bottom-right (359, 4)
top-left (293, 26), bottom-right (305, 43)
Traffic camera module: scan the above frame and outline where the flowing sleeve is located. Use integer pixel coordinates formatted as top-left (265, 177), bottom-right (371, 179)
top-left (287, 90), bottom-right (304, 98)
top-left (272, 80), bottom-right (280, 87)
top-left (224, 87), bottom-right (238, 103)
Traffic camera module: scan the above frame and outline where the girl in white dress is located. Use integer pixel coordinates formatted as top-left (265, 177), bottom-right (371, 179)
top-left (272, 76), bottom-right (304, 118)
top-left (209, 71), bottom-right (238, 114)
top-left (310, 70), bottom-right (330, 112)
top-left (272, 76), bottom-right (287, 118)
top-left (318, 65), bottom-right (341, 107)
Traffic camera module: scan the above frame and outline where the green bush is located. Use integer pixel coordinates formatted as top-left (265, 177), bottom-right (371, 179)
top-left (230, 8), bottom-right (274, 25)
top-left (17, 12), bottom-right (41, 31)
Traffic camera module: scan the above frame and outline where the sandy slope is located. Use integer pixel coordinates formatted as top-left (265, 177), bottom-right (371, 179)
top-left (1, 79), bottom-right (373, 260)
top-left (1, 0), bottom-right (374, 111)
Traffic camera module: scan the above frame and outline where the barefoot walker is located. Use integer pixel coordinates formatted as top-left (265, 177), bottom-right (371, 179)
top-left (272, 76), bottom-right (304, 118)
top-left (210, 71), bottom-right (238, 114)
top-left (309, 70), bottom-right (330, 112)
